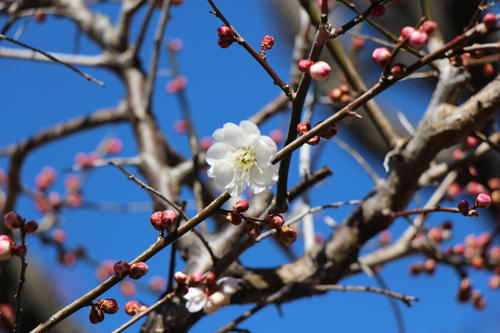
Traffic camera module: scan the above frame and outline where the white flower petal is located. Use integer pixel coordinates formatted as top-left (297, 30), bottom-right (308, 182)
top-left (211, 160), bottom-right (234, 188)
top-left (184, 288), bottom-right (207, 313)
top-left (206, 143), bottom-right (233, 165)
top-left (222, 122), bottom-right (246, 147)
top-left (206, 121), bottom-right (279, 196)
top-left (239, 120), bottom-right (261, 136)
top-left (218, 277), bottom-right (241, 295)
top-left (212, 128), bottom-right (225, 142)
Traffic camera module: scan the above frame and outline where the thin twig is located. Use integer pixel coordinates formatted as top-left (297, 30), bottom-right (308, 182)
top-left (191, 228), bottom-right (218, 264)
top-left (109, 162), bottom-right (189, 220)
top-left (13, 228), bottom-right (28, 333)
top-left (0, 34), bottom-right (104, 86)
top-left (111, 292), bottom-right (176, 333)
top-left (30, 192), bottom-right (230, 333)
top-left (207, 0), bottom-right (294, 99)
top-left (334, 138), bottom-right (381, 183)
top-left (373, 273), bottom-right (406, 333)
top-left (311, 283), bottom-right (418, 307)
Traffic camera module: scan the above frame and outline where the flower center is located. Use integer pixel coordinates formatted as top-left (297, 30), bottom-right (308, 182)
top-left (233, 147), bottom-right (257, 172)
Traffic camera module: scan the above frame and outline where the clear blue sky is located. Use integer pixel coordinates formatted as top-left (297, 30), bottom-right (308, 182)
top-left (1, 1), bottom-right (499, 332)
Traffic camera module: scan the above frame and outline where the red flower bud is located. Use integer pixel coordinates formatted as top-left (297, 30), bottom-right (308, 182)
top-left (129, 262), bottom-right (149, 279)
top-left (261, 35), bottom-right (275, 50)
top-left (114, 261), bottom-right (131, 278)
top-left (3, 211), bottom-right (23, 229)
top-left (124, 300), bottom-right (141, 316)
top-left (98, 299), bottom-right (119, 314)
top-left (233, 200), bottom-right (249, 213)
top-left (297, 59), bottom-right (314, 72)
top-left (475, 193), bottom-right (491, 208)
top-left (89, 305), bottom-right (105, 324)
top-left (482, 13), bottom-right (497, 30)
top-left (217, 26), bottom-right (234, 41)
top-left (371, 47), bottom-right (391, 67)
top-left (174, 271), bottom-right (187, 284)
top-left (188, 272), bottom-right (204, 286)
top-left (296, 122), bottom-right (311, 136)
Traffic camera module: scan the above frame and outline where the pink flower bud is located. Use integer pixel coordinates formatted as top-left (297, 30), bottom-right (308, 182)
top-left (65, 175), bottom-right (81, 193)
top-left (261, 35), bottom-right (275, 50)
top-left (121, 281), bottom-right (137, 297)
top-left (370, 4), bottom-right (386, 17)
top-left (371, 47), bottom-right (391, 67)
top-left (352, 37), bottom-right (365, 51)
top-left (103, 138), bottom-right (122, 155)
top-left (482, 13), bottom-right (497, 30)
top-left (0, 235), bottom-right (14, 261)
top-left (232, 200), bottom-right (249, 213)
top-left (0, 303), bottom-right (15, 326)
top-left (419, 20), bottom-right (437, 35)
top-left (124, 300), bottom-right (141, 316)
top-left (114, 261), bottom-right (131, 277)
top-left (296, 121), bottom-right (311, 135)
top-left (188, 272), bottom-right (204, 286)
top-left (278, 226), bottom-right (297, 246)
top-left (270, 129), bottom-right (283, 144)
top-left (173, 119), bottom-right (188, 133)
top-left (482, 63), bottom-right (496, 79)
top-left (166, 76), bottom-right (187, 94)
top-left (428, 228), bottom-right (443, 242)
top-left (226, 212), bottom-right (242, 225)
top-left (98, 299), bottom-right (119, 314)
top-left (247, 226), bottom-right (262, 239)
top-left (217, 26), bottom-right (234, 41)
top-left (488, 177), bottom-right (500, 190)
top-left (75, 152), bottom-right (99, 168)
top-left (35, 167), bottom-right (56, 191)
top-left (200, 136), bottom-right (213, 151)
top-left (129, 262), bottom-right (148, 279)
top-left (4, 211), bottom-right (23, 229)
top-left (24, 221), bottom-right (38, 234)
top-left (424, 258), bottom-right (436, 274)
top-left (297, 59), bottom-right (314, 72)
top-left (447, 182), bottom-right (462, 197)
top-left (161, 210), bottom-right (177, 227)
top-left (378, 230), bottom-right (392, 245)
top-left (168, 39), bottom-right (183, 51)
top-left (471, 255), bottom-right (485, 269)
top-left (174, 271), bottom-right (187, 284)
top-left (453, 243), bottom-right (465, 255)
top-left (408, 30), bottom-right (429, 49)
top-left (420, 20), bottom-right (438, 34)
top-left (464, 136), bottom-right (479, 149)
top-left (309, 61), bottom-right (331, 81)
top-left (389, 63), bottom-right (407, 78)
top-left (204, 271), bottom-right (216, 285)
top-left (488, 275), bottom-right (500, 289)
top-left (329, 88), bottom-right (342, 102)
top-left (89, 305), bottom-right (104, 324)
top-left (475, 193), bottom-right (491, 208)
top-left (267, 214), bottom-right (285, 229)
top-left (400, 26), bottom-right (416, 39)
top-left (52, 228), bottom-right (67, 243)
top-left (149, 276), bottom-right (166, 292)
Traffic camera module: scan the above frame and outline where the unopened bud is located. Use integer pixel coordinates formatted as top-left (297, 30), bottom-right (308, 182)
top-left (278, 226), bottom-right (297, 246)
top-left (297, 59), bottom-right (314, 72)
top-left (114, 261), bottom-right (131, 278)
top-left (189, 272), bottom-right (204, 286)
top-left (98, 299), bottom-right (119, 314)
top-left (261, 35), bottom-right (275, 50)
top-left (296, 122), bottom-right (311, 136)
top-left (226, 212), bottom-right (242, 225)
top-left (124, 300), bottom-right (141, 316)
top-left (89, 305), bottom-right (104, 324)
top-left (475, 193), bottom-right (491, 208)
top-left (3, 211), bottom-right (23, 229)
top-left (233, 200), bottom-right (249, 213)
top-left (309, 61), bottom-right (331, 81)
top-left (129, 262), bottom-right (148, 279)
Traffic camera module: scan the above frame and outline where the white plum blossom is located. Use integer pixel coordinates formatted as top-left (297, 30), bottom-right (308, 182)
top-left (206, 121), bottom-right (278, 196)
top-left (184, 277), bottom-right (241, 314)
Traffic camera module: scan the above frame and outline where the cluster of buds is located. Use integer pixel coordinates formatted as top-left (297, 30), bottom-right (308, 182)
top-left (296, 121), bottom-right (338, 146)
top-left (223, 200), bottom-right (297, 246)
top-left (408, 258), bottom-right (437, 275)
top-left (113, 260), bottom-right (149, 280)
top-left (35, 167), bottom-right (56, 191)
top-left (448, 177), bottom-right (500, 206)
top-left (260, 35), bottom-right (275, 56)
top-left (65, 174), bottom-right (83, 208)
top-left (329, 84), bottom-right (354, 104)
top-left (216, 26), bottom-right (235, 48)
top-left (427, 221), bottom-right (453, 243)
top-left (177, 271), bottom-right (241, 313)
top-left (88, 298), bottom-right (119, 324)
top-left (457, 193), bottom-right (492, 217)
top-left (456, 278), bottom-right (486, 310)
top-left (297, 59), bottom-right (332, 81)
top-left (2, 212), bottom-right (38, 261)
top-left (99, 137), bottom-right (123, 156)
top-left (124, 300), bottom-right (148, 316)
top-left (149, 209), bottom-right (178, 231)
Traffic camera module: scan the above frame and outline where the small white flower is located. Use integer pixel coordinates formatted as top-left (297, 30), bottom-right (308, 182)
top-left (206, 121), bottom-right (278, 196)
top-left (183, 277), bottom-right (241, 313)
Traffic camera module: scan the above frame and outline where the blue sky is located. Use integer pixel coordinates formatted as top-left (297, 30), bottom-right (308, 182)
top-left (1, 1), bottom-right (499, 332)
